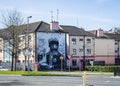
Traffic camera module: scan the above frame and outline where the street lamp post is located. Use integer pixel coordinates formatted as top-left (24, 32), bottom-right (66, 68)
top-left (23, 48), bottom-right (27, 71)
top-left (27, 16), bottom-right (32, 73)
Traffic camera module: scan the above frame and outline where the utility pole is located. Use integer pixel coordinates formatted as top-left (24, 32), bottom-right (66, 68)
top-left (83, 35), bottom-right (85, 70)
top-left (116, 40), bottom-right (120, 58)
top-left (93, 37), bottom-right (95, 61)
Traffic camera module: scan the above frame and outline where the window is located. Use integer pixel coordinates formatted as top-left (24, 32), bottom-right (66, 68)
top-left (0, 49), bottom-right (2, 52)
top-left (72, 38), bottom-right (76, 44)
top-left (72, 59), bottom-right (77, 66)
top-left (22, 36), bottom-right (25, 40)
top-left (87, 39), bottom-right (91, 43)
top-left (17, 37), bottom-right (21, 41)
top-left (79, 48), bottom-right (83, 52)
top-left (0, 39), bottom-right (2, 42)
top-left (31, 60), bottom-right (33, 63)
top-left (28, 35), bottom-right (31, 41)
top-left (115, 50), bottom-right (118, 53)
top-left (72, 49), bottom-right (76, 55)
top-left (22, 60), bottom-right (25, 63)
top-left (87, 49), bottom-right (91, 54)
top-left (115, 42), bottom-right (118, 45)
top-left (79, 38), bottom-right (83, 41)
top-left (17, 60), bottom-right (21, 63)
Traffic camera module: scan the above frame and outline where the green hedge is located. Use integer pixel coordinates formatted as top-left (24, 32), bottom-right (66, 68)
top-left (85, 66), bottom-right (120, 72)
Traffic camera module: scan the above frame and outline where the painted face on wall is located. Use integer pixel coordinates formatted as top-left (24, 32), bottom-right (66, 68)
top-left (36, 32), bottom-right (66, 70)
top-left (49, 41), bottom-right (59, 51)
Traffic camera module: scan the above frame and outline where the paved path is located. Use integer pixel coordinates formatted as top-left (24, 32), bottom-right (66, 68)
top-left (47, 71), bottom-right (113, 76)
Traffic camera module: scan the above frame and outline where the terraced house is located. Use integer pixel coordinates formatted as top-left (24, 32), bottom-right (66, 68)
top-left (90, 28), bottom-right (120, 65)
top-left (0, 20), bottom-right (95, 70)
top-left (2, 21), bottom-right (119, 70)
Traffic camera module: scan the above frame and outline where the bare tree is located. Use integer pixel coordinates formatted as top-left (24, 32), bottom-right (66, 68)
top-left (0, 10), bottom-right (24, 71)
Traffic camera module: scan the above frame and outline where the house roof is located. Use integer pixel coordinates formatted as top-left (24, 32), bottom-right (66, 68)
top-left (36, 21), bottom-right (50, 32)
top-left (37, 22), bottom-right (94, 36)
top-left (60, 25), bottom-right (94, 36)
top-left (89, 29), bottom-right (120, 40)
top-left (104, 33), bottom-right (120, 40)
top-left (0, 21), bottom-right (41, 34)
top-left (18, 21), bottom-right (41, 34)
top-left (89, 30), bottom-right (97, 37)
top-left (36, 21), bottom-right (64, 33)
top-left (0, 21), bottom-right (94, 37)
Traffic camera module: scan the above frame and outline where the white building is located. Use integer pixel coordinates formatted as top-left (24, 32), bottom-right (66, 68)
top-left (0, 21), bottom-right (95, 70)
top-left (95, 38), bottom-right (115, 64)
top-left (2, 21), bottom-right (120, 70)
top-left (60, 26), bottom-right (94, 70)
top-left (90, 28), bottom-right (120, 65)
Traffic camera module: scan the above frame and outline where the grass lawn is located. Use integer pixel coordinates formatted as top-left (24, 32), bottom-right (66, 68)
top-left (0, 71), bottom-right (67, 76)
top-left (0, 70), bottom-right (113, 76)
top-left (0, 71), bottom-right (25, 75)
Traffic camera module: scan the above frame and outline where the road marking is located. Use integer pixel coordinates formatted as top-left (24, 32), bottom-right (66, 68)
top-left (110, 76), bottom-right (120, 78)
top-left (106, 81), bottom-right (110, 83)
top-left (0, 81), bottom-right (11, 83)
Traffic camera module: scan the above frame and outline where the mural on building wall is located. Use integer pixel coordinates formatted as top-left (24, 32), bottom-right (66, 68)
top-left (36, 32), bottom-right (66, 70)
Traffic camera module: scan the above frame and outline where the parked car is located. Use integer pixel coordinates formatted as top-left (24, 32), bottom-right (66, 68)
top-left (0, 66), bottom-right (10, 71)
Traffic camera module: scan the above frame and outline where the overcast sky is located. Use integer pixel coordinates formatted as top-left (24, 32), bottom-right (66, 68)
top-left (0, 0), bottom-right (120, 30)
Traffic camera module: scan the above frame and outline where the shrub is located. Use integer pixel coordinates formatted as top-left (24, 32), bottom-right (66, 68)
top-left (85, 66), bottom-right (120, 72)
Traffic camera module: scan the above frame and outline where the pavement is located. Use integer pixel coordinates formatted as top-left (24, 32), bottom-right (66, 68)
top-left (47, 71), bottom-right (113, 76)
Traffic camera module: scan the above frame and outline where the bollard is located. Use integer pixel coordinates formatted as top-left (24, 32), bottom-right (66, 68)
top-left (83, 71), bottom-right (86, 86)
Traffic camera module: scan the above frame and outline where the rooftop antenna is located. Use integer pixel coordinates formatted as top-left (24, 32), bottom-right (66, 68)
top-left (56, 9), bottom-right (59, 22)
top-left (51, 11), bottom-right (53, 22)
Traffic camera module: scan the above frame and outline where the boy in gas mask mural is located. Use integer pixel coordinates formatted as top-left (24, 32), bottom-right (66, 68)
top-left (46, 38), bottom-right (63, 69)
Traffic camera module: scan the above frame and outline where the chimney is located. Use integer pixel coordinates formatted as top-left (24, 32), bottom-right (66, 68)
top-left (50, 21), bottom-right (59, 31)
top-left (97, 28), bottom-right (104, 37)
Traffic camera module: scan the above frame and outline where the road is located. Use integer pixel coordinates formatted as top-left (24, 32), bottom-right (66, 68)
top-left (0, 74), bottom-right (120, 86)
